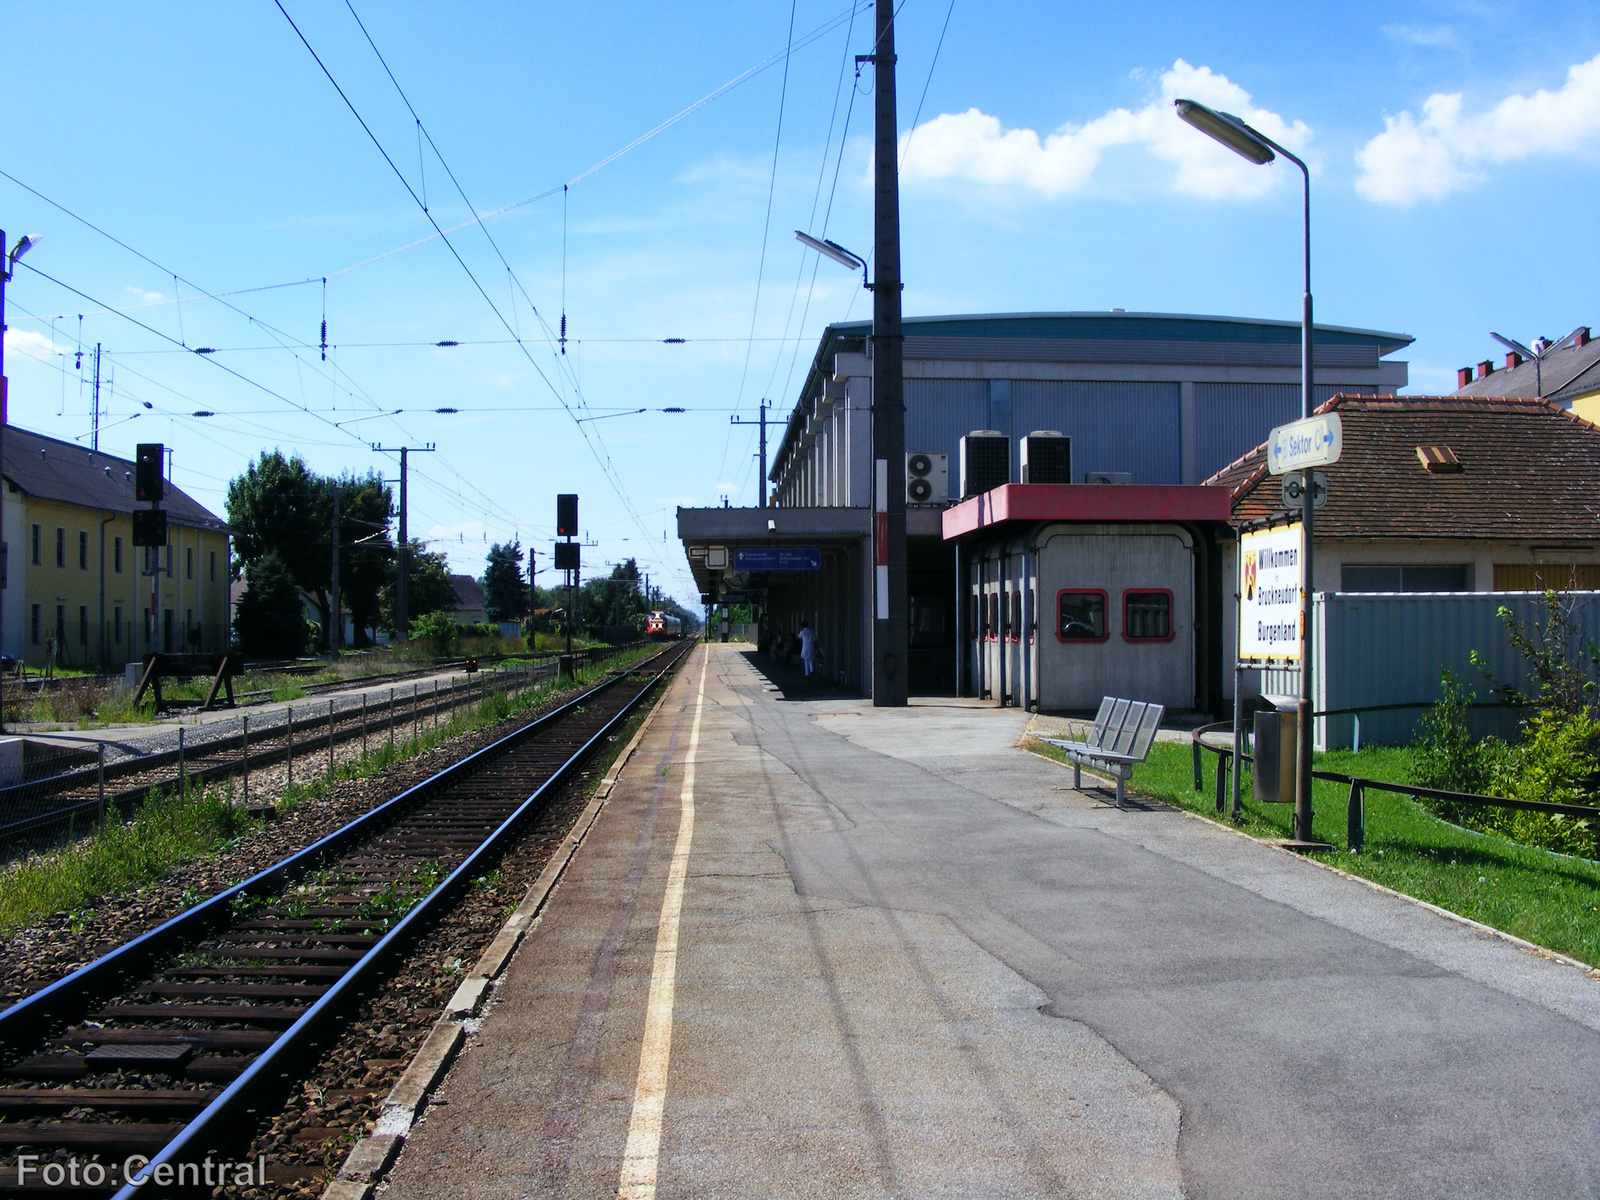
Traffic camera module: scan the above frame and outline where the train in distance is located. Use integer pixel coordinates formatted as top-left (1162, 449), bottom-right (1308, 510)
top-left (645, 611), bottom-right (683, 640)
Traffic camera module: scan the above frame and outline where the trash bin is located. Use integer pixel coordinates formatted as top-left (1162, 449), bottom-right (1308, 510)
top-left (1252, 701), bottom-right (1299, 803)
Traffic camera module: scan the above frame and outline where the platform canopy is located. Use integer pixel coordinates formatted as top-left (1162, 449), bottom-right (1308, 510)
top-left (941, 483), bottom-right (1233, 540)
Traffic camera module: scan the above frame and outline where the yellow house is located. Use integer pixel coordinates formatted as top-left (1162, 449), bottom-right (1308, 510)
top-left (2, 426), bottom-right (232, 669)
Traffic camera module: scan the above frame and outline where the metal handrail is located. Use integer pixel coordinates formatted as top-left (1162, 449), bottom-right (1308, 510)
top-left (1191, 724), bottom-right (1600, 853)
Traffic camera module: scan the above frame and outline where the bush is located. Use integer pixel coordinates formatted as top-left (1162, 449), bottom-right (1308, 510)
top-left (409, 610), bottom-right (458, 655)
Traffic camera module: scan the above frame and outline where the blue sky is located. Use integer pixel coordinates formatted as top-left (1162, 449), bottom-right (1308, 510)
top-left (4, 1), bottom-right (1597, 605)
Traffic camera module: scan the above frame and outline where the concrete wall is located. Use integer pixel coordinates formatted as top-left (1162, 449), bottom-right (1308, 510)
top-left (967, 523), bottom-right (1196, 712)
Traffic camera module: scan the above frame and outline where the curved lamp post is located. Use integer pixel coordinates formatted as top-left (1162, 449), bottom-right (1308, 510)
top-left (1175, 98), bottom-right (1324, 846)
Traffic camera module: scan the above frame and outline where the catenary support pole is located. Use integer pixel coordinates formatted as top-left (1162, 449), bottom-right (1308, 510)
top-left (870, 0), bottom-right (908, 707)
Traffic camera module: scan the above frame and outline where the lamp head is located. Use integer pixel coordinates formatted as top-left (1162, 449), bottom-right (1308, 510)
top-left (794, 230), bottom-right (865, 272)
top-left (8, 235), bottom-right (40, 265)
top-left (1490, 332), bottom-right (1536, 360)
top-left (1174, 99), bottom-right (1275, 165)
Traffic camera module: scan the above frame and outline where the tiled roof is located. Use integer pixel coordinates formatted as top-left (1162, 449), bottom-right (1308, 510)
top-left (2, 425), bottom-right (228, 532)
top-left (449, 573), bottom-right (486, 612)
top-left (1203, 395), bottom-right (1600, 540)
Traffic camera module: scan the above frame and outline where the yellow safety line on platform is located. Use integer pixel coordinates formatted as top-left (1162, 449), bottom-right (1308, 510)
top-left (617, 648), bottom-right (706, 1200)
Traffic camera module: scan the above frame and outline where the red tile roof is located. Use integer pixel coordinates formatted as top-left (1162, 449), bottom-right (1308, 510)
top-left (1203, 395), bottom-right (1600, 540)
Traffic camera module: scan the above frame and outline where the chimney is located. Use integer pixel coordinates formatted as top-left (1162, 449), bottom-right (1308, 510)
top-left (1456, 367), bottom-right (1474, 389)
top-left (1577, 327), bottom-right (1592, 348)
top-left (1477, 360), bottom-right (1495, 381)
top-left (1505, 351), bottom-right (1523, 369)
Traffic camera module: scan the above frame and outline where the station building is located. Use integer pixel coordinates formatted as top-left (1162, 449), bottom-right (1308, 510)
top-left (679, 311), bottom-right (1412, 711)
top-left (1, 426), bottom-right (232, 669)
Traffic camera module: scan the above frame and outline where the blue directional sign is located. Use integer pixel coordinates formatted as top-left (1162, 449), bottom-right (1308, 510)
top-left (733, 547), bottom-right (822, 571)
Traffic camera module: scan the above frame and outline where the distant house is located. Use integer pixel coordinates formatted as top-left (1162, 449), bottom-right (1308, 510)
top-left (447, 574), bottom-right (487, 625)
top-left (1207, 394), bottom-right (1600, 596)
top-left (4, 426), bottom-right (231, 668)
top-left (1454, 325), bottom-right (1600, 417)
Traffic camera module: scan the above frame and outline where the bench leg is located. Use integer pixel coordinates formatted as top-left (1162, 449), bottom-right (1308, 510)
top-left (1073, 761), bottom-right (1081, 791)
top-left (1116, 773), bottom-right (1125, 809)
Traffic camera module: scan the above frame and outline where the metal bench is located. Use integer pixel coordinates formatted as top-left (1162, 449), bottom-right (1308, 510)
top-left (1040, 696), bottom-right (1165, 807)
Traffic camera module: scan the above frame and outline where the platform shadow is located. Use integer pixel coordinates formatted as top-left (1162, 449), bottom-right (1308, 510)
top-left (731, 647), bottom-right (862, 703)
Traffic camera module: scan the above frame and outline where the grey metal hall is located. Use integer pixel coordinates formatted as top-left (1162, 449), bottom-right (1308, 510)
top-left (679, 310), bottom-right (1411, 707)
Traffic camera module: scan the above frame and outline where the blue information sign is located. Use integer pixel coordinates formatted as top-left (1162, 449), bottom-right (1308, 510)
top-left (733, 547), bottom-right (822, 571)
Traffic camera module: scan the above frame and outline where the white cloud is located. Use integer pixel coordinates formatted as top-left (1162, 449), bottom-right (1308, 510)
top-left (3, 329), bottom-right (69, 359)
top-left (1383, 24), bottom-right (1458, 49)
top-left (898, 59), bottom-right (1312, 200)
top-left (1356, 52), bottom-right (1600, 204)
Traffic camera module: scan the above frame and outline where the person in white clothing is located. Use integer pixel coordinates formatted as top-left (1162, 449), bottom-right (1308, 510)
top-left (798, 622), bottom-right (817, 678)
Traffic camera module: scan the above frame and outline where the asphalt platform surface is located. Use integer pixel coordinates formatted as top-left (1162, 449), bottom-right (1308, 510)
top-left (383, 642), bottom-right (1600, 1200)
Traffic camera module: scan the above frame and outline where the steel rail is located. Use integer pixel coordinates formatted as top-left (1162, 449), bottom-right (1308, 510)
top-left (108, 642), bottom-right (689, 1197)
top-left (0, 645), bottom-right (682, 1058)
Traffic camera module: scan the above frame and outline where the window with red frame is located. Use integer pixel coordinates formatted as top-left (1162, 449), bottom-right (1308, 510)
top-left (1057, 590), bottom-right (1107, 642)
top-left (1123, 590), bottom-right (1173, 641)
top-left (1009, 591), bottom-right (1022, 642)
top-left (987, 592), bottom-right (999, 641)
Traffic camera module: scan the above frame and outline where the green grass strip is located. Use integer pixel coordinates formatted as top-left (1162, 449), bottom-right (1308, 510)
top-left (1027, 738), bottom-right (1600, 968)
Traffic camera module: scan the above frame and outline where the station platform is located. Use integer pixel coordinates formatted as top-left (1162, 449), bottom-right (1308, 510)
top-left (383, 642), bottom-right (1600, 1200)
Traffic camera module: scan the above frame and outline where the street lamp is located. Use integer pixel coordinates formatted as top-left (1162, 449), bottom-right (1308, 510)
top-left (0, 232), bottom-right (40, 734)
top-left (1175, 97), bottom-right (1324, 846)
top-left (795, 231), bottom-right (872, 291)
top-left (1490, 327), bottom-right (1587, 400)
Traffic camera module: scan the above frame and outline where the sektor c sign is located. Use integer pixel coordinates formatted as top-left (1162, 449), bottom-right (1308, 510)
top-left (1238, 523), bottom-right (1302, 662)
top-left (1266, 412), bottom-right (1342, 475)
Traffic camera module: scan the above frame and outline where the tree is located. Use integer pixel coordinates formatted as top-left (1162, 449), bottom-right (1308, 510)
top-left (228, 454), bottom-right (399, 650)
top-left (233, 552), bottom-right (307, 660)
top-left (227, 452), bottom-right (331, 628)
top-left (578, 559), bottom-right (646, 639)
top-left (335, 472), bottom-right (395, 647)
top-left (381, 542), bottom-right (459, 635)
top-left (482, 540), bottom-right (528, 623)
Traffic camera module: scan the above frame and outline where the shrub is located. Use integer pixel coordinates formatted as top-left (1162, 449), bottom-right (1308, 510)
top-left (234, 553), bottom-right (308, 660)
top-left (409, 610), bottom-right (458, 655)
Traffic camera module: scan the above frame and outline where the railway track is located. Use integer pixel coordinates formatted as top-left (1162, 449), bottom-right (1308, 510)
top-left (0, 647), bottom-right (638, 848)
top-left (0, 639), bottom-right (693, 1196)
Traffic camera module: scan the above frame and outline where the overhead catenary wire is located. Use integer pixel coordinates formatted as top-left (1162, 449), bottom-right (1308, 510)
top-left (721, 0), bottom-right (799, 493)
top-left (325, 0), bottom-right (683, 582)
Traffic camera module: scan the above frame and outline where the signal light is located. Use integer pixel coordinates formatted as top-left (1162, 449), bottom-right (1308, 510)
top-left (556, 494), bottom-right (578, 537)
top-left (135, 444), bottom-right (165, 503)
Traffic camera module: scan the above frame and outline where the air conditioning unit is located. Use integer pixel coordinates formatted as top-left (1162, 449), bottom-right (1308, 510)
top-left (1021, 431), bottom-right (1072, 484)
top-left (904, 451), bottom-right (948, 504)
top-left (960, 431), bottom-right (1010, 498)
top-left (1084, 470), bottom-right (1132, 485)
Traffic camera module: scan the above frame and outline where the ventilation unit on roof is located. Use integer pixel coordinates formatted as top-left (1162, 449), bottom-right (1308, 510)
top-left (1084, 470), bottom-right (1132, 485)
top-left (1416, 446), bottom-right (1462, 473)
top-left (1021, 431), bottom-right (1072, 484)
top-left (960, 431), bottom-right (1010, 497)
top-left (905, 451), bottom-right (948, 504)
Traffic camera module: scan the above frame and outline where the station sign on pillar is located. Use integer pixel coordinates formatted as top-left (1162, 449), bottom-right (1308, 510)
top-left (556, 494), bottom-right (579, 654)
top-left (133, 443), bottom-right (168, 657)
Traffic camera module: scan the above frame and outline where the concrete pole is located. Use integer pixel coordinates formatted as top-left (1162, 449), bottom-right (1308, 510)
top-left (871, 0), bottom-right (908, 707)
